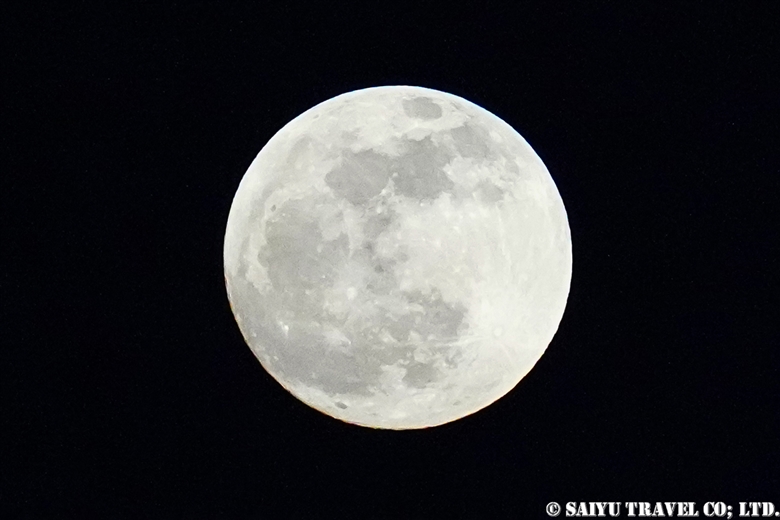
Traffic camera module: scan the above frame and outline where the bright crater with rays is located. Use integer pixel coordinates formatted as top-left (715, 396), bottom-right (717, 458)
top-left (224, 86), bottom-right (572, 429)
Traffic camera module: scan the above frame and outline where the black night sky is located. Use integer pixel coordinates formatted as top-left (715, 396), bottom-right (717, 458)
top-left (4, 3), bottom-right (778, 518)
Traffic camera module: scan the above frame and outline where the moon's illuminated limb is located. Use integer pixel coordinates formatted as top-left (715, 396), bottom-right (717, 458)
top-left (224, 86), bottom-right (572, 429)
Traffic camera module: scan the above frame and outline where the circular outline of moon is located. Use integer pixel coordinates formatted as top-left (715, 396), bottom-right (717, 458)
top-left (224, 85), bottom-right (572, 429)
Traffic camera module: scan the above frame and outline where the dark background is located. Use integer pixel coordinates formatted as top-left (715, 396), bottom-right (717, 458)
top-left (3, 2), bottom-right (778, 518)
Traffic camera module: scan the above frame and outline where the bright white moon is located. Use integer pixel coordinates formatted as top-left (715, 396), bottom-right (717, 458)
top-left (224, 85), bottom-right (572, 429)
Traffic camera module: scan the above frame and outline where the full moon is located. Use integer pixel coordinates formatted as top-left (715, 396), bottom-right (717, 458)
top-left (224, 85), bottom-right (572, 429)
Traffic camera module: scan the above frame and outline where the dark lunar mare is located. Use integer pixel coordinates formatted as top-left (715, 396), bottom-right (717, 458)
top-left (236, 114), bottom-right (503, 400)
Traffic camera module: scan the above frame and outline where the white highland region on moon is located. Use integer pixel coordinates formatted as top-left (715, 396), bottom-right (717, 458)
top-left (224, 86), bottom-right (572, 429)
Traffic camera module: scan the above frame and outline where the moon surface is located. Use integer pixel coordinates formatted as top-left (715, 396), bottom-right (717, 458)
top-left (224, 85), bottom-right (572, 429)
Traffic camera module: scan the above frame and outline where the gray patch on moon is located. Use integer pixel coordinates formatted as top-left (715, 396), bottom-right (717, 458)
top-left (387, 313), bottom-right (416, 342)
top-left (261, 198), bottom-right (348, 295)
top-left (392, 136), bottom-right (455, 200)
top-left (403, 361), bottom-right (439, 388)
top-left (325, 150), bottom-right (392, 205)
top-left (450, 122), bottom-right (497, 161)
top-left (477, 180), bottom-right (505, 204)
top-left (273, 326), bottom-right (380, 397)
top-left (242, 194), bottom-right (388, 396)
top-left (402, 97), bottom-right (443, 120)
top-left (285, 136), bottom-right (313, 169)
top-left (326, 135), bottom-right (456, 204)
top-left (365, 262), bottom-right (400, 293)
top-left (405, 289), bottom-right (468, 342)
top-left (227, 245), bottom-right (270, 338)
top-left (236, 188), bottom-right (471, 398)
top-left (362, 207), bottom-right (396, 242)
